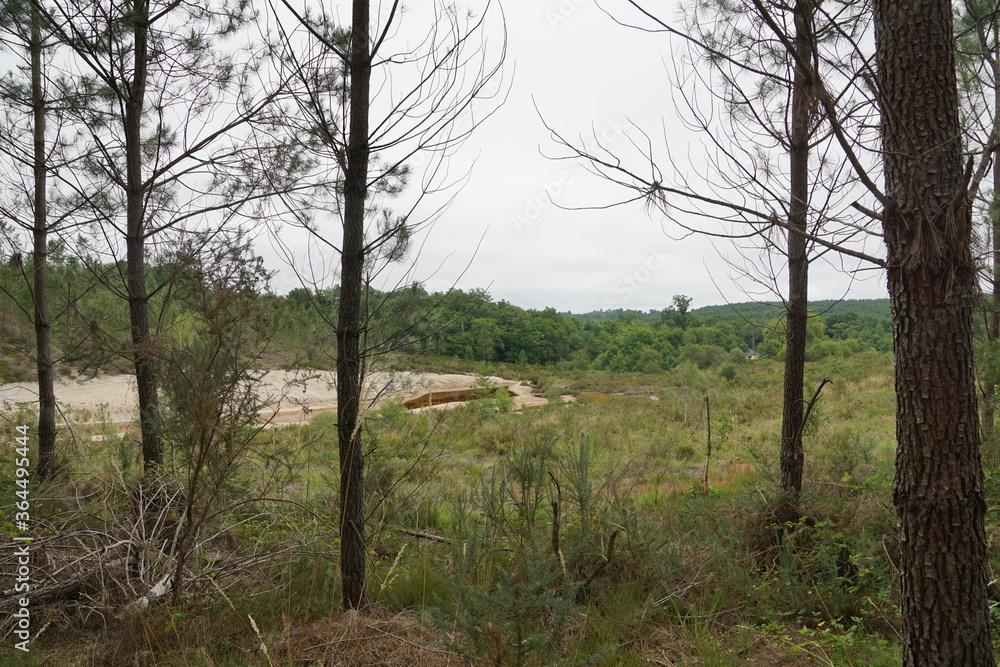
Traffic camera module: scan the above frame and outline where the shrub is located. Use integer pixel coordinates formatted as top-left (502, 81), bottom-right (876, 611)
top-left (718, 362), bottom-right (738, 382)
top-left (678, 344), bottom-right (728, 369)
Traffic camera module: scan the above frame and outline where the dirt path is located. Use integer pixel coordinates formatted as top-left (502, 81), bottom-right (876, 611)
top-left (0, 370), bottom-right (547, 427)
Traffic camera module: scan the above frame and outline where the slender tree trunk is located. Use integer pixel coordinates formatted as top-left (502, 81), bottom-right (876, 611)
top-left (778, 0), bottom-right (813, 500)
top-left (124, 0), bottom-right (162, 473)
top-left (30, 4), bottom-right (56, 479)
top-left (874, 1), bottom-right (994, 663)
top-left (337, 0), bottom-right (371, 610)
top-left (983, 25), bottom-right (1000, 454)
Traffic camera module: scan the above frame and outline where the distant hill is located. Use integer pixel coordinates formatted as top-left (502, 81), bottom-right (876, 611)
top-left (691, 298), bottom-right (891, 322)
top-left (566, 299), bottom-right (891, 323)
top-left (559, 308), bottom-right (662, 322)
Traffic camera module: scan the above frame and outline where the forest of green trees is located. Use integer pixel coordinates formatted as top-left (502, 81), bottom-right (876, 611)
top-left (277, 286), bottom-right (894, 369)
top-left (0, 250), bottom-right (895, 381)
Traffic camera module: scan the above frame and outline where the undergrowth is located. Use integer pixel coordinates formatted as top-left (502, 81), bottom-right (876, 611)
top-left (0, 353), bottom-right (952, 664)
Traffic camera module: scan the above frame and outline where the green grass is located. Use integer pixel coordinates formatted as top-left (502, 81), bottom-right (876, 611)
top-left (0, 351), bottom-right (942, 665)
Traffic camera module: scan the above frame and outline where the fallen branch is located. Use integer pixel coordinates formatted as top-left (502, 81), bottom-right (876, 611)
top-left (653, 580), bottom-right (703, 607)
top-left (398, 528), bottom-right (450, 544)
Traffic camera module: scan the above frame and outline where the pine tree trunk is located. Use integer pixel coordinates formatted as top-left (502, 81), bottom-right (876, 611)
top-left (983, 27), bottom-right (1000, 454)
top-left (337, 0), bottom-right (371, 610)
top-left (30, 5), bottom-right (56, 479)
top-left (985, 139), bottom-right (1000, 454)
top-left (124, 0), bottom-right (163, 473)
top-left (778, 0), bottom-right (813, 500)
top-left (874, 1), bottom-right (995, 663)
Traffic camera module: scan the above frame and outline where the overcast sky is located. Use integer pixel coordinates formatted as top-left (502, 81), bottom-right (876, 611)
top-left (265, 1), bottom-right (891, 313)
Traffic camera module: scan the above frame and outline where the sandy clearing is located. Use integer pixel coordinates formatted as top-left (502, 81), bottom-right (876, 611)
top-left (0, 370), bottom-right (548, 427)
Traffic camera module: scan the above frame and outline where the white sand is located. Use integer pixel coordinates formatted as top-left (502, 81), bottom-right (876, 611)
top-left (0, 370), bottom-right (547, 426)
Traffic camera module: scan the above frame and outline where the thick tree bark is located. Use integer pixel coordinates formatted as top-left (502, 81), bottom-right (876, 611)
top-left (874, 1), bottom-right (995, 663)
top-left (30, 4), bottom-right (56, 479)
top-left (124, 0), bottom-right (163, 473)
top-left (778, 0), bottom-right (813, 499)
top-left (337, 0), bottom-right (371, 610)
top-left (983, 23), bottom-right (1000, 453)
top-left (985, 138), bottom-right (1000, 451)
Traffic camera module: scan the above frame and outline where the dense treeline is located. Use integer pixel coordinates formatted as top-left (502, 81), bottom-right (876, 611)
top-left (275, 285), bottom-right (893, 371)
top-left (0, 251), bottom-right (894, 382)
top-left (689, 298), bottom-right (892, 321)
top-left (0, 242), bottom-right (255, 382)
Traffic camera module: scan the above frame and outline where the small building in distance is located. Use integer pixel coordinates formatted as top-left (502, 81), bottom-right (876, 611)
top-left (745, 349), bottom-right (760, 361)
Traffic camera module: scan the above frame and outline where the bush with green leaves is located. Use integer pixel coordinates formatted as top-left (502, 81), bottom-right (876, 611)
top-left (678, 344), bottom-right (729, 369)
top-left (470, 375), bottom-right (516, 413)
top-left (158, 232), bottom-right (273, 602)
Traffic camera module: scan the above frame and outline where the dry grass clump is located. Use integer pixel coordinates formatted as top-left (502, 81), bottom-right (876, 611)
top-left (0, 475), bottom-right (301, 653)
top-left (278, 609), bottom-right (463, 666)
top-left (640, 624), bottom-right (814, 666)
top-left (79, 608), bottom-right (461, 667)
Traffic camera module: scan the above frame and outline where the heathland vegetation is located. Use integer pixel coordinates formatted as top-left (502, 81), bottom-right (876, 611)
top-left (0, 263), bottom-right (913, 663)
